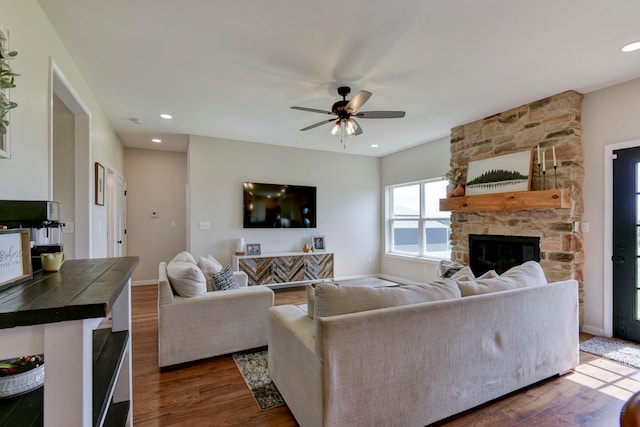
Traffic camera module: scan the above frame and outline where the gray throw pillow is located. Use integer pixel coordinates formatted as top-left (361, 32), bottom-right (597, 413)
top-left (212, 265), bottom-right (240, 291)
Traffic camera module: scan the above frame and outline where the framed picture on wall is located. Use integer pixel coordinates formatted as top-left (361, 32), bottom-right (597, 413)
top-left (95, 162), bottom-right (105, 206)
top-left (0, 26), bottom-right (14, 159)
top-left (312, 235), bottom-right (325, 251)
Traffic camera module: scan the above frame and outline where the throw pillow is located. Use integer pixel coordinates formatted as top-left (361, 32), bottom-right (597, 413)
top-left (456, 261), bottom-right (546, 296)
top-left (450, 266), bottom-right (475, 281)
top-left (171, 251), bottom-right (196, 264)
top-left (313, 279), bottom-right (461, 321)
top-left (166, 259), bottom-right (207, 298)
top-left (198, 255), bottom-right (223, 292)
top-left (212, 265), bottom-right (240, 291)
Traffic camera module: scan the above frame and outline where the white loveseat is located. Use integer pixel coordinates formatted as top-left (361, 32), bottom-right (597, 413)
top-left (268, 263), bottom-right (579, 427)
top-left (158, 261), bottom-right (274, 368)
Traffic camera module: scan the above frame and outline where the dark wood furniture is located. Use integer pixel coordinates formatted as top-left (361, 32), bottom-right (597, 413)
top-left (0, 257), bottom-right (138, 427)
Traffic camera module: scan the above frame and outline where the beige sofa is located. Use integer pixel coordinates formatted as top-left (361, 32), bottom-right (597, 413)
top-left (269, 275), bottom-right (579, 427)
top-left (158, 261), bottom-right (274, 367)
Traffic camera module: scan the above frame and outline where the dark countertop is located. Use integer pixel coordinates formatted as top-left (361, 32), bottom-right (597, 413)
top-left (0, 257), bottom-right (139, 329)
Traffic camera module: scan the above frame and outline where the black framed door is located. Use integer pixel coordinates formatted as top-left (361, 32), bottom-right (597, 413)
top-left (613, 146), bottom-right (640, 342)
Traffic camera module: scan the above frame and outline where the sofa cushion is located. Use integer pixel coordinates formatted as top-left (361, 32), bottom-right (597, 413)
top-left (455, 260), bottom-right (546, 296)
top-left (166, 259), bottom-right (207, 298)
top-left (212, 265), bottom-right (240, 291)
top-left (172, 250), bottom-right (196, 264)
top-left (313, 279), bottom-right (461, 321)
top-left (198, 255), bottom-right (223, 291)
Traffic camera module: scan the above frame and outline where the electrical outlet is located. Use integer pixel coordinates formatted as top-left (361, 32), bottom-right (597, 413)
top-left (199, 222), bottom-right (211, 230)
top-left (581, 222), bottom-right (590, 233)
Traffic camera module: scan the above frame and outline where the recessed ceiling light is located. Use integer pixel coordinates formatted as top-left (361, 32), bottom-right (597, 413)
top-left (152, 138), bottom-right (162, 143)
top-left (160, 113), bottom-right (172, 119)
top-left (621, 41), bottom-right (640, 52)
top-left (370, 144), bottom-right (379, 148)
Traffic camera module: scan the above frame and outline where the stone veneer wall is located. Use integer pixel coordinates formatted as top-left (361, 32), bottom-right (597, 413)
top-left (449, 90), bottom-right (585, 323)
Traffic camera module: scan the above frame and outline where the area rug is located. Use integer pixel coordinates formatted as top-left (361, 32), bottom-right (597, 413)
top-left (232, 350), bottom-right (284, 410)
top-left (580, 336), bottom-right (640, 368)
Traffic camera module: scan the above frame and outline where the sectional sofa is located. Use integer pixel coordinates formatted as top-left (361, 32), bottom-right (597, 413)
top-left (268, 262), bottom-right (579, 427)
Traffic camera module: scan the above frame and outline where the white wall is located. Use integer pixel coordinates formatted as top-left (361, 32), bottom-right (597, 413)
top-left (0, 0), bottom-right (125, 259)
top-left (188, 135), bottom-right (380, 278)
top-left (124, 148), bottom-right (187, 282)
top-left (582, 76), bottom-right (640, 334)
top-left (380, 136), bottom-right (451, 282)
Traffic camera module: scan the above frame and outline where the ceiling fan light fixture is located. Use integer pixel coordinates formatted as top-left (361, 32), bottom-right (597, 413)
top-left (330, 120), bottom-right (341, 136)
top-left (345, 119), bottom-right (356, 136)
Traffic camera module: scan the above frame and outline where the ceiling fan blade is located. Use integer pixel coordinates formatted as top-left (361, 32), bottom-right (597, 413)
top-left (345, 90), bottom-right (372, 113)
top-left (354, 111), bottom-right (406, 119)
top-left (300, 118), bottom-right (336, 131)
top-left (349, 118), bottom-right (363, 136)
top-left (291, 106), bottom-right (334, 115)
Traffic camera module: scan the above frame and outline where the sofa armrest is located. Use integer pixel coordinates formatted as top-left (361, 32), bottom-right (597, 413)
top-left (158, 261), bottom-right (174, 305)
top-left (233, 271), bottom-right (248, 287)
top-left (269, 306), bottom-right (322, 427)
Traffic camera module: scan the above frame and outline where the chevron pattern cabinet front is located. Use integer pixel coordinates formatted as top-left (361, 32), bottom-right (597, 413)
top-left (234, 253), bottom-right (334, 286)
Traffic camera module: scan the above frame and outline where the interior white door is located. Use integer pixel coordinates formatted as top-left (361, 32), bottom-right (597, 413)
top-left (115, 175), bottom-right (126, 257)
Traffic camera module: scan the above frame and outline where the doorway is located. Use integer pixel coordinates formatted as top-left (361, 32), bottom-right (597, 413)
top-left (612, 145), bottom-right (640, 342)
top-left (50, 60), bottom-right (91, 258)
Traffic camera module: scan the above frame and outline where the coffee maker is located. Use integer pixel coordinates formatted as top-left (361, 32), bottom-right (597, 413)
top-left (0, 200), bottom-right (64, 271)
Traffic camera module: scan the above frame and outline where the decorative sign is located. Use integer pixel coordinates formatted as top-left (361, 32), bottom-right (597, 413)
top-left (0, 229), bottom-right (32, 292)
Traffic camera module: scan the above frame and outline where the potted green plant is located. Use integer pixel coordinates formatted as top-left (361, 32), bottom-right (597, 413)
top-left (0, 30), bottom-right (18, 136)
top-left (444, 166), bottom-right (465, 197)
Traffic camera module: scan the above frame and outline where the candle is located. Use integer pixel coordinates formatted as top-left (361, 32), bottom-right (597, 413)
top-left (542, 150), bottom-right (546, 172)
top-left (552, 146), bottom-right (557, 167)
top-left (537, 144), bottom-right (541, 164)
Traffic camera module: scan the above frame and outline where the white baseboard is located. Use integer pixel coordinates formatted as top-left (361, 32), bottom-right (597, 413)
top-left (581, 325), bottom-right (606, 337)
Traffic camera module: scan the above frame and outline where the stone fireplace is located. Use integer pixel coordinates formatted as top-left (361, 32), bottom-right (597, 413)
top-left (447, 90), bottom-right (584, 323)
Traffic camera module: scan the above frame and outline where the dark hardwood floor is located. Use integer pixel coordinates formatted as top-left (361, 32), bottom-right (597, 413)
top-left (131, 285), bottom-right (638, 426)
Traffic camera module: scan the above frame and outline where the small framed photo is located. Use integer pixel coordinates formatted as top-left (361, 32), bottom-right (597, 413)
top-left (246, 243), bottom-right (261, 256)
top-left (312, 235), bottom-right (325, 252)
top-left (95, 162), bottom-right (105, 206)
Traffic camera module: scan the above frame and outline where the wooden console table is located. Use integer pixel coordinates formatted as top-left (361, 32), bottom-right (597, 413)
top-left (0, 257), bottom-right (138, 427)
top-left (233, 252), bottom-right (334, 286)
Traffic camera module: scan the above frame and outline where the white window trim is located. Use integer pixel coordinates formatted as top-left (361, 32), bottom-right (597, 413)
top-left (386, 178), bottom-right (450, 261)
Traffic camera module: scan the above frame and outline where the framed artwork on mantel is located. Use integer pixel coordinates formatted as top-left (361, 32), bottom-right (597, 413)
top-left (465, 150), bottom-right (533, 196)
top-left (0, 26), bottom-right (13, 159)
top-left (95, 162), bottom-right (105, 206)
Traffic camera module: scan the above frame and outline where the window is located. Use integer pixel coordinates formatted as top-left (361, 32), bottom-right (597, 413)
top-left (387, 178), bottom-right (451, 259)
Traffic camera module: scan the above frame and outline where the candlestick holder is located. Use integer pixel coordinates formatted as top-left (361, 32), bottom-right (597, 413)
top-left (554, 165), bottom-right (557, 189)
top-left (537, 162), bottom-right (541, 190)
top-left (542, 170), bottom-right (546, 190)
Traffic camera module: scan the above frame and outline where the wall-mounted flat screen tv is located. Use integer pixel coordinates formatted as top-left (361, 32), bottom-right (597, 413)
top-left (243, 182), bottom-right (316, 228)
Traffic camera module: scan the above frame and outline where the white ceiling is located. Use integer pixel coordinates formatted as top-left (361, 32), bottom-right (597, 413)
top-left (37, 0), bottom-right (640, 157)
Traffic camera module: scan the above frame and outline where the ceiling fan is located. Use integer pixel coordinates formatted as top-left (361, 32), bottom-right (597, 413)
top-left (291, 86), bottom-right (405, 142)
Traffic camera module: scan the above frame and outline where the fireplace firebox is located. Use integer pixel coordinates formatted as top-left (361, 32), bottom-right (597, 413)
top-left (469, 234), bottom-right (540, 276)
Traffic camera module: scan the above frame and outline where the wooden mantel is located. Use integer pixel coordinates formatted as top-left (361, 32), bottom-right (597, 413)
top-left (439, 189), bottom-right (570, 212)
